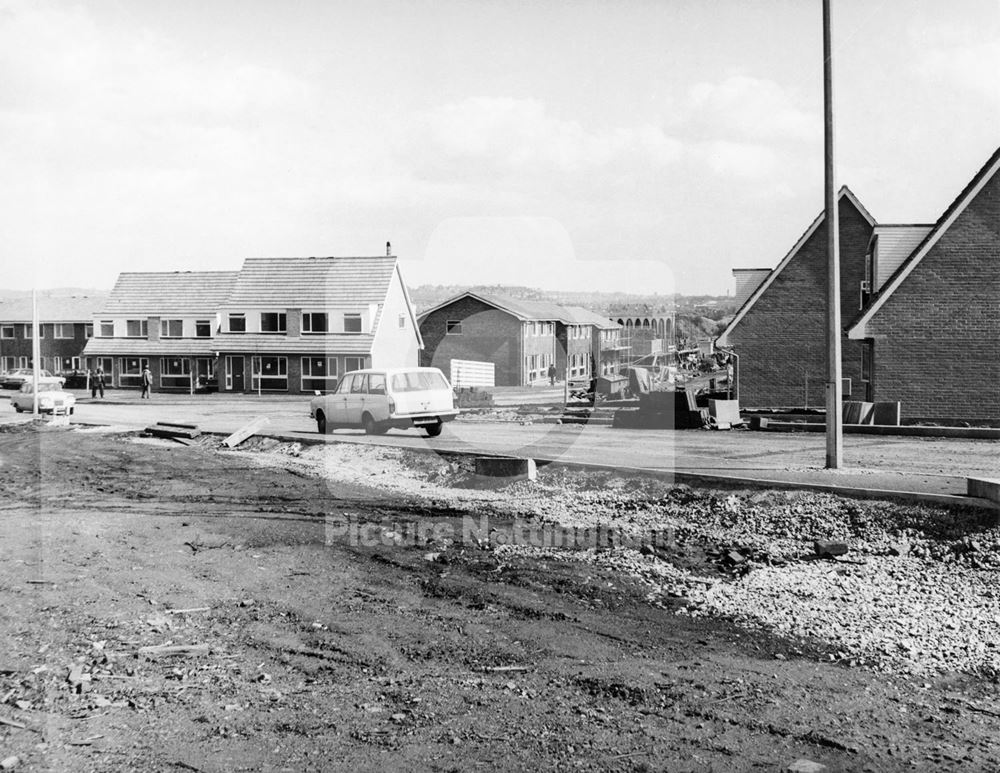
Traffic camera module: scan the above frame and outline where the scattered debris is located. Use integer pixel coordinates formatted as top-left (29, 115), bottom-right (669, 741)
top-left (0, 756), bottom-right (19, 770)
top-left (137, 644), bottom-right (211, 658)
top-left (221, 416), bottom-right (270, 449)
top-left (813, 540), bottom-right (849, 558)
top-left (786, 760), bottom-right (827, 773)
top-left (144, 422), bottom-right (201, 440)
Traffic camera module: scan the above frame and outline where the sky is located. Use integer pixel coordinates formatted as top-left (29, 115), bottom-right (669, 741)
top-left (2, 0), bottom-right (999, 296)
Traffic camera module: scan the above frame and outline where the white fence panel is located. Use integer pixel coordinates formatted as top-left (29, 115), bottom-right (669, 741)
top-left (450, 359), bottom-right (495, 388)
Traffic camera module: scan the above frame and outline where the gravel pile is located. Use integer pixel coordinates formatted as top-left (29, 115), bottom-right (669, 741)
top-left (237, 440), bottom-right (1000, 676)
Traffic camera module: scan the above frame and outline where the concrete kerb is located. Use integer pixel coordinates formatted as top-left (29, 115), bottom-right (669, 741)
top-left (66, 419), bottom-right (998, 511)
top-left (206, 428), bottom-right (999, 512)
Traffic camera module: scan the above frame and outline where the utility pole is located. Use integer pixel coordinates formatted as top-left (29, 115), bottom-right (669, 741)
top-left (31, 289), bottom-right (40, 416)
top-left (823, 0), bottom-right (843, 468)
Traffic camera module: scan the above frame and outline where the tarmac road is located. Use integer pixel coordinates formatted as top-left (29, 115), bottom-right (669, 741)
top-left (4, 390), bottom-right (998, 503)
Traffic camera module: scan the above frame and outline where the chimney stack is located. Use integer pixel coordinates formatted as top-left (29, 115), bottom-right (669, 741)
top-left (386, 241), bottom-right (391, 256)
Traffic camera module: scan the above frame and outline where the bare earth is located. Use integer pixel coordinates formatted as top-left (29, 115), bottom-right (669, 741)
top-left (1, 423), bottom-right (999, 772)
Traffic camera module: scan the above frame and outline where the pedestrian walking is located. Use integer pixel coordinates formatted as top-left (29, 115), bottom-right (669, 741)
top-left (547, 363), bottom-right (557, 386)
top-left (141, 366), bottom-right (153, 399)
top-left (92, 367), bottom-right (105, 399)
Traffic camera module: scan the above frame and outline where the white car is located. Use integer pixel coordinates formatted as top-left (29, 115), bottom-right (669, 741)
top-left (310, 367), bottom-right (459, 437)
top-left (10, 378), bottom-right (76, 415)
top-left (2, 369), bottom-right (55, 390)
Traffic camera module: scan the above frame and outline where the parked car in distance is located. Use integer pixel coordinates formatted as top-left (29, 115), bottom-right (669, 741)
top-left (1, 369), bottom-right (57, 390)
top-left (10, 378), bottom-right (76, 414)
top-left (309, 367), bottom-right (459, 437)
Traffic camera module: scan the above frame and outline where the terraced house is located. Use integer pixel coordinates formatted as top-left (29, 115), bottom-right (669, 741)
top-left (417, 292), bottom-right (623, 386)
top-left (0, 295), bottom-right (104, 375)
top-left (82, 272), bottom-right (238, 391)
top-left (212, 255), bottom-right (421, 394)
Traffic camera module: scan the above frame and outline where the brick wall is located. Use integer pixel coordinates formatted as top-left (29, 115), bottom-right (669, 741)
top-left (865, 169), bottom-right (1000, 421)
top-left (419, 297), bottom-right (525, 385)
top-left (0, 322), bottom-right (92, 372)
top-left (728, 195), bottom-right (874, 408)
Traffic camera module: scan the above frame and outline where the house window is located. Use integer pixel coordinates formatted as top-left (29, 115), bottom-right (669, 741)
top-left (99, 320), bottom-right (114, 337)
top-left (118, 357), bottom-right (149, 388)
top-left (18, 357), bottom-right (29, 369)
top-left (228, 313), bottom-right (246, 333)
top-left (160, 358), bottom-right (191, 389)
top-left (446, 320), bottom-right (463, 336)
top-left (398, 314), bottom-right (406, 329)
top-left (345, 356), bottom-right (366, 372)
top-left (302, 313), bottom-right (328, 333)
top-left (54, 324), bottom-right (72, 339)
top-left (260, 312), bottom-right (287, 334)
top-left (71, 357), bottom-right (81, 371)
top-left (161, 319), bottom-right (183, 338)
top-left (1, 326), bottom-right (14, 339)
top-left (125, 319), bottom-right (147, 338)
top-left (861, 343), bottom-right (873, 382)
top-left (195, 320), bottom-right (211, 338)
top-left (343, 313), bottom-right (362, 333)
top-left (251, 355), bottom-right (288, 391)
top-left (85, 324), bottom-right (93, 338)
top-left (301, 357), bottom-right (339, 392)
top-left (1, 357), bottom-right (14, 371)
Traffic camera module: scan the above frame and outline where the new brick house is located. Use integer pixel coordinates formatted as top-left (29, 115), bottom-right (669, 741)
top-left (82, 272), bottom-right (238, 391)
top-left (418, 292), bottom-right (623, 386)
top-left (0, 295), bottom-right (105, 375)
top-left (561, 306), bottom-right (625, 378)
top-left (417, 292), bottom-right (562, 386)
top-left (716, 187), bottom-right (876, 408)
top-left (847, 147), bottom-right (1000, 421)
top-left (212, 255), bottom-right (421, 394)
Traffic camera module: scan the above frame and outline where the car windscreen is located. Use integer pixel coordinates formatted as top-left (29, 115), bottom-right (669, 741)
top-left (390, 371), bottom-right (448, 393)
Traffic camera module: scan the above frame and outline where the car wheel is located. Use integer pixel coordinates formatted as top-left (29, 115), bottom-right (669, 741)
top-left (424, 422), bottom-right (443, 438)
top-left (362, 412), bottom-right (383, 436)
top-left (316, 411), bottom-right (327, 435)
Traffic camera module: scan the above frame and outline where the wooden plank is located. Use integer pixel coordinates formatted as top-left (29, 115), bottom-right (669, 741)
top-left (221, 416), bottom-right (270, 448)
top-left (156, 421), bottom-right (199, 430)
top-left (145, 426), bottom-right (201, 440)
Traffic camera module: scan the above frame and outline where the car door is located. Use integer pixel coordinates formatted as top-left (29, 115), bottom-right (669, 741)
top-left (326, 373), bottom-right (354, 425)
top-left (345, 374), bottom-right (368, 426)
top-left (366, 372), bottom-right (389, 421)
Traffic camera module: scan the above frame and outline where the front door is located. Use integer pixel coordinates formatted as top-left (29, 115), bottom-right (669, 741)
top-left (229, 356), bottom-right (245, 392)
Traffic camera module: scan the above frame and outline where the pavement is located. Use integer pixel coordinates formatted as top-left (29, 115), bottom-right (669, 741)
top-left (3, 388), bottom-right (998, 507)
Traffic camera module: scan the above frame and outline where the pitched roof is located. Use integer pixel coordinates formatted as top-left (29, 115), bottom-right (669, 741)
top-left (716, 186), bottom-right (875, 347)
top-left (560, 306), bottom-right (620, 329)
top-left (0, 295), bottom-right (107, 323)
top-left (731, 268), bottom-right (771, 308)
top-left (81, 338), bottom-right (220, 357)
top-left (849, 146), bottom-right (1000, 338)
top-left (417, 290), bottom-right (570, 322)
top-left (869, 224), bottom-right (934, 290)
top-left (99, 272), bottom-right (238, 317)
top-left (224, 256), bottom-right (397, 308)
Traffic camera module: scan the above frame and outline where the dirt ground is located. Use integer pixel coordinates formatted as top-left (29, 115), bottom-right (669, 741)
top-left (2, 424), bottom-right (1000, 772)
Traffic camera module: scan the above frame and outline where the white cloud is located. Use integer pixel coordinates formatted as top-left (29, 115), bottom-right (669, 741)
top-left (404, 97), bottom-right (683, 177)
top-left (684, 75), bottom-right (821, 144)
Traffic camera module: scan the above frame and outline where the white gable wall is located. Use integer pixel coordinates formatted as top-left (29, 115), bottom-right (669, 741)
top-left (370, 266), bottom-right (421, 368)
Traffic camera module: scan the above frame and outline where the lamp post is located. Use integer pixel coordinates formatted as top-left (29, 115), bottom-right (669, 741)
top-left (823, 0), bottom-right (843, 469)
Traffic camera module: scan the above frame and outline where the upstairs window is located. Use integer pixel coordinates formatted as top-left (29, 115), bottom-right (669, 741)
top-left (260, 312), bottom-right (287, 334)
top-left (85, 324), bottom-right (94, 338)
top-left (161, 319), bottom-right (183, 338)
top-left (99, 320), bottom-right (114, 337)
top-left (0, 326), bottom-right (13, 339)
top-left (398, 314), bottom-right (406, 329)
top-left (195, 320), bottom-right (212, 338)
top-left (343, 313), bottom-right (362, 333)
top-left (228, 313), bottom-right (246, 333)
top-left (302, 312), bottom-right (328, 333)
top-left (54, 324), bottom-right (72, 339)
top-left (125, 319), bottom-right (147, 338)
top-left (446, 320), bottom-right (463, 336)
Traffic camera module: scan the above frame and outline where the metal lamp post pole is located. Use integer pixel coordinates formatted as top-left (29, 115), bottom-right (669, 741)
top-left (823, 0), bottom-right (843, 468)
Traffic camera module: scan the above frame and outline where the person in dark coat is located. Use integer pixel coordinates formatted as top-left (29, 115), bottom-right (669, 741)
top-left (547, 363), bottom-right (557, 386)
top-left (141, 366), bottom-right (153, 399)
top-left (91, 367), bottom-right (105, 399)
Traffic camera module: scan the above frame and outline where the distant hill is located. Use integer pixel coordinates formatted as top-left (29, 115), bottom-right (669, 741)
top-left (0, 287), bottom-right (108, 299)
